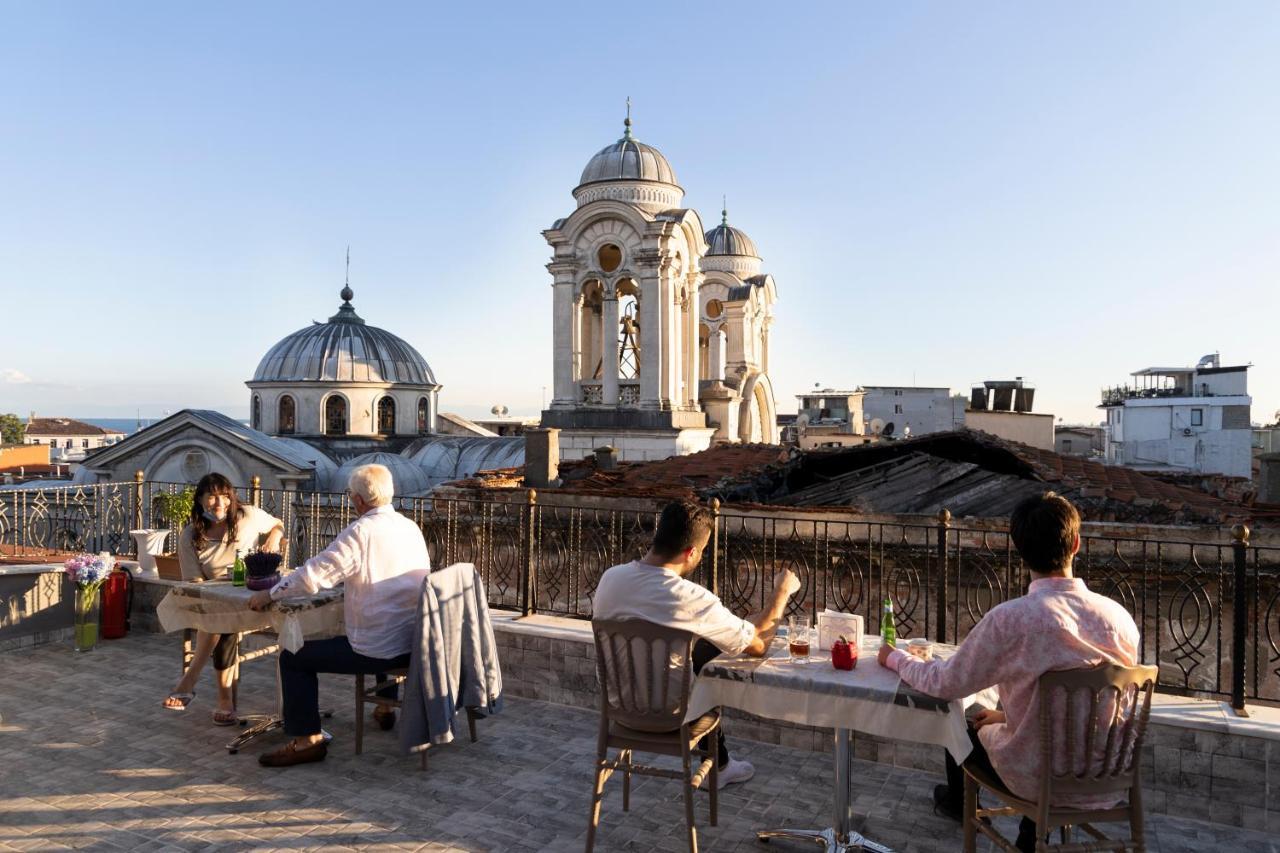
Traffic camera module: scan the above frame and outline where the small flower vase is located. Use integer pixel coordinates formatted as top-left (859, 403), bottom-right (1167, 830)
top-left (74, 585), bottom-right (101, 652)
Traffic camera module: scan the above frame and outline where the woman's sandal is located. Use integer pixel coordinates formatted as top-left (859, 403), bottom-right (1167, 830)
top-left (163, 691), bottom-right (195, 711)
top-left (211, 707), bottom-right (239, 727)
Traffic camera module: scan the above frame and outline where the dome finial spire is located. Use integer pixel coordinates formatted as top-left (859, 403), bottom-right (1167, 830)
top-left (340, 245), bottom-right (354, 304)
top-left (622, 96), bottom-right (633, 140)
top-left (721, 195), bottom-right (728, 226)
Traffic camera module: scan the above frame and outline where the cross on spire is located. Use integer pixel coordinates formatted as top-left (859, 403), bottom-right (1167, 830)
top-left (622, 96), bottom-right (633, 140)
top-left (722, 195), bottom-right (728, 226)
top-left (340, 246), bottom-right (354, 304)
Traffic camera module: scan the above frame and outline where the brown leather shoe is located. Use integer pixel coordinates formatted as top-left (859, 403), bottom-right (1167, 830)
top-left (373, 705), bottom-right (396, 731)
top-left (258, 739), bottom-right (328, 767)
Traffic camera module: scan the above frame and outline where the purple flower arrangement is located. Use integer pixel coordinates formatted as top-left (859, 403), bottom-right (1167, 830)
top-left (64, 552), bottom-right (117, 588)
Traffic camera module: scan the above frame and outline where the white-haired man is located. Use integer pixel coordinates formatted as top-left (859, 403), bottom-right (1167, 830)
top-left (249, 463), bottom-right (430, 767)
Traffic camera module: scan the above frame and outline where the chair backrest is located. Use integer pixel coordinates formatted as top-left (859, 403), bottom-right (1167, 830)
top-left (1037, 663), bottom-right (1158, 802)
top-left (591, 618), bottom-right (697, 733)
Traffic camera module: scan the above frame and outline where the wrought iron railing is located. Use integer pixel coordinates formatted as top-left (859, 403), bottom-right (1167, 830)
top-left (4, 477), bottom-right (1278, 708)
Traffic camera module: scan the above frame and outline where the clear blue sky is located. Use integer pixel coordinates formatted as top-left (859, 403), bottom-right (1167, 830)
top-left (1, 2), bottom-right (1276, 426)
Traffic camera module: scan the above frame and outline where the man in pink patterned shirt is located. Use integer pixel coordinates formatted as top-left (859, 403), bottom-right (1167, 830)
top-left (878, 492), bottom-right (1140, 852)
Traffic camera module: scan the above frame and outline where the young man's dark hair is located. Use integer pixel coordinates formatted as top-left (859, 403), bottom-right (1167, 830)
top-left (650, 500), bottom-right (713, 560)
top-left (1009, 492), bottom-right (1081, 575)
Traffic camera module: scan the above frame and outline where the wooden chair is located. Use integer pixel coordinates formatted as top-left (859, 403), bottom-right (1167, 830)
top-left (963, 663), bottom-right (1158, 853)
top-left (354, 671), bottom-right (482, 769)
top-left (584, 619), bottom-right (720, 853)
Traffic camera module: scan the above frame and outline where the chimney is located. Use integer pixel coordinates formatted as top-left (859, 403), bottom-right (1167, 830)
top-left (594, 445), bottom-right (619, 470)
top-left (523, 428), bottom-right (560, 488)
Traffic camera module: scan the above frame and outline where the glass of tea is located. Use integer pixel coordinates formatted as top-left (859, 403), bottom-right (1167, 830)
top-left (787, 615), bottom-right (811, 663)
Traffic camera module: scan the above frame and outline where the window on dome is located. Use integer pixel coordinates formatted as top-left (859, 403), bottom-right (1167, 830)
top-left (597, 244), bottom-right (622, 273)
top-left (278, 395), bottom-right (296, 435)
top-left (325, 396), bottom-right (347, 436)
top-left (377, 397), bottom-right (396, 436)
top-left (417, 397), bottom-right (430, 435)
top-left (252, 395), bottom-right (261, 430)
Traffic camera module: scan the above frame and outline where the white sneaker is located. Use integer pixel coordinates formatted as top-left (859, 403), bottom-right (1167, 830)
top-left (716, 758), bottom-right (755, 789)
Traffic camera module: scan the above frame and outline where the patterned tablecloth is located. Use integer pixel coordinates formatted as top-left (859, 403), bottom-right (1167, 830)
top-left (156, 581), bottom-right (344, 652)
top-left (687, 633), bottom-right (998, 762)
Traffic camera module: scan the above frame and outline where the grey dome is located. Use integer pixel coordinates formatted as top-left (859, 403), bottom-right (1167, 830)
top-left (578, 117), bottom-right (678, 188)
top-left (704, 208), bottom-right (759, 258)
top-left (253, 290), bottom-right (436, 385)
top-left (332, 452), bottom-right (433, 497)
top-left (404, 436), bottom-right (526, 491)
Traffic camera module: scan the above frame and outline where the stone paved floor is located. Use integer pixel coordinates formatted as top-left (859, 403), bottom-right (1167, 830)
top-left (0, 633), bottom-right (1275, 853)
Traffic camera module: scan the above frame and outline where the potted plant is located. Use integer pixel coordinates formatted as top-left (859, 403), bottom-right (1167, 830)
top-left (150, 488), bottom-right (194, 580)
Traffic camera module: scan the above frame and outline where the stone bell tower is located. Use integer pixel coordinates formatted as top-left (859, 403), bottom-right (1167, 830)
top-left (539, 109), bottom-right (714, 462)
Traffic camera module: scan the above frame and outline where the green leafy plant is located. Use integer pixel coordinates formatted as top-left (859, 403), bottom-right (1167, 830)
top-left (154, 488), bottom-right (195, 530)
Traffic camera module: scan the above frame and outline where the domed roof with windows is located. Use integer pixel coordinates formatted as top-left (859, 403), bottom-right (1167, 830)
top-left (331, 452), bottom-right (433, 497)
top-left (252, 287), bottom-right (437, 386)
top-left (577, 114), bottom-right (679, 189)
top-left (704, 207), bottom-right (759, 259)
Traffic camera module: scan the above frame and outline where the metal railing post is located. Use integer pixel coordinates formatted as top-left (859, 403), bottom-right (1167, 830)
top-left (521, 489), bottom-right (537, 616)
top-left (250, 475), bottom-right (262, 508)
top-left (936, 508), bottom-right (950, 644)
top-left (132, 470), bottom-right (145, 550)
top-left (1230, 523), bottom-right (1250, 717)
top-left (709, 498), bottom-right (721, 597)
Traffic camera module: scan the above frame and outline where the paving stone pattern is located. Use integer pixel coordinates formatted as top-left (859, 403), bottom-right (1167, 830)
top-left (0, 634), bottom-right (1276, 852)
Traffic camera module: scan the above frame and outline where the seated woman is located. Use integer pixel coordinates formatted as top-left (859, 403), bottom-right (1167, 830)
top-left (161, 472), bottom-right (285, 725)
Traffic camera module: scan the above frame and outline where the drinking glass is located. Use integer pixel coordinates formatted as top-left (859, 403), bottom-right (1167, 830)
top-left (787, 615), bottom-right (811, 663)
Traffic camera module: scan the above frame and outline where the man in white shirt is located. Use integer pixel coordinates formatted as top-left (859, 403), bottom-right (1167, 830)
top-left (248, 463), bottom-right (430, 767)
top-left (594, 500), bottom-right (800, 788)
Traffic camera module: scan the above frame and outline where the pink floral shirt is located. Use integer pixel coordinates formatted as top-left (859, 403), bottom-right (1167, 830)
top-left (886, 576), bottom-right (1140, 808)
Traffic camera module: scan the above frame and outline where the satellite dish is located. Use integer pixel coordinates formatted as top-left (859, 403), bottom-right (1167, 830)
top-left (491, 405), bottom-right (509, 416)
top-left (869, 418), bottom-right (885, 436)
top-left (883, 421), bottom-right (896, 437)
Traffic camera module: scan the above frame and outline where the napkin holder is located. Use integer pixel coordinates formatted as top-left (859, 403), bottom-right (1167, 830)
top-left (817, 611), bottom-right (863, 651)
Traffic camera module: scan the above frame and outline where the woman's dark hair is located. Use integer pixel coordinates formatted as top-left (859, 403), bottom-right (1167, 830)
top-left (651, 500), bottom-right (713, 561)
top-left (1009, 492), bottom-right (1080, 575)
top-left (190, 473), bottom-right (243, 550)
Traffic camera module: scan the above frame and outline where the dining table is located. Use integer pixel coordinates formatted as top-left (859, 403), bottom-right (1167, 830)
top-left (686, 632), bottom-right (997, 853)
top-left (156, 580), bottom-right (345, 752)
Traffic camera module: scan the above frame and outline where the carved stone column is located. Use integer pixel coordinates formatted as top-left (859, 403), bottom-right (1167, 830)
top-left (549, 261), bottom-right (577, 408)
top-left (601, 289), bottom-right (620, 406)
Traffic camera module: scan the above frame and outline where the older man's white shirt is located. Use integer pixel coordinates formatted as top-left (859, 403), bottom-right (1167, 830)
top-left (270, 504), bottom-right (430, 659)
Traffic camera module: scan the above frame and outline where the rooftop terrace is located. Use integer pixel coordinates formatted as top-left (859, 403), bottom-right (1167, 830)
top-left (2, 633), bottom-right (1278, 852)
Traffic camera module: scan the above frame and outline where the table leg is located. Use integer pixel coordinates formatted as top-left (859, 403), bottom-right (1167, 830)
top-left (755, 728), bottom-right (893, 852)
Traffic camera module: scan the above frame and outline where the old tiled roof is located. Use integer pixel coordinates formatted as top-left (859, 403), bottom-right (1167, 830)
top-left (732, 431), bottom-right (1247, 525)
top-left (447, 430), bottom-right (1259, 526)
top-left (25, 418), bottom-right (122, 437)
top-left (556, 444), bottom-right (795, 499)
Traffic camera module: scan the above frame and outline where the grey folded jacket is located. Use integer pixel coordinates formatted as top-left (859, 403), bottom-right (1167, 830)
top-left (400, 562), bottom-right (503, 753)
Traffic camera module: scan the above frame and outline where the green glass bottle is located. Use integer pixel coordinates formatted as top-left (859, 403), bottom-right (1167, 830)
top-left (880, 597), bottom-right (896, 647)
top-left (232, 550), bottom-right (246, 587)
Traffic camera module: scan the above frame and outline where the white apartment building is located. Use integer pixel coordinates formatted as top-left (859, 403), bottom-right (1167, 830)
top-left (24, 416), bottom-right (126, 462)
top-left (1100, 355), bottom-right (1252, 478)
top-left (860, 386), bottom-right (966, 438)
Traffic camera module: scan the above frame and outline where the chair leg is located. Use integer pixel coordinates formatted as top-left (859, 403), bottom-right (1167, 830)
top-left (354, 674), bottom-right (365, 756)
top-left (681, 744), bottom-right (698, 853)
top-left (622, 749), bottom-right (632, 812)
top-left (962, 773), bottom-right (977, 853)
top-left (467, 707), bottom-right (478, 743)
top-left (420, 747), bottom-right (428, 771)
top-left (706, 738), bottom-right (718, 827)
top-left (1130, 783), bottom-right (1146, 853)
top-left (584, 752), bottom-right (609, 853)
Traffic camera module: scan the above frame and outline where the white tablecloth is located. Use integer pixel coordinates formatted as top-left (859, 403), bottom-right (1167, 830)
top-left (156, 581), bottom-right (344, 653)
top-left (687, 634), bottom-right (997, 762)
